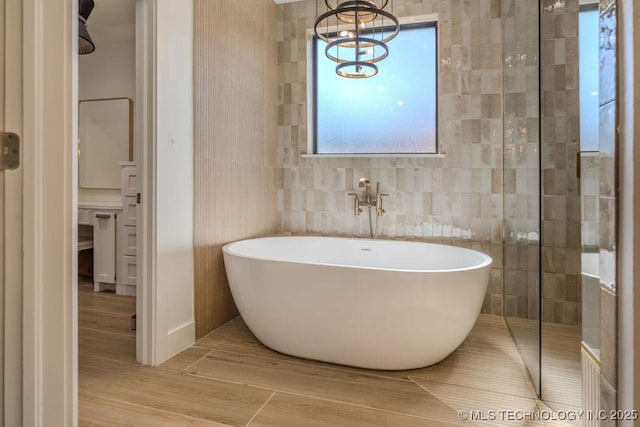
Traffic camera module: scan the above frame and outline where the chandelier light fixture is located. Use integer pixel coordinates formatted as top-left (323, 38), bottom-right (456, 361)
top-left (314, 0), bottom-right (400, 78)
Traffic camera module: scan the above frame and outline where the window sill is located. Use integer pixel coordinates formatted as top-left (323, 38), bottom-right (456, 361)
top-left (301, 153), bottom-right (445, 158)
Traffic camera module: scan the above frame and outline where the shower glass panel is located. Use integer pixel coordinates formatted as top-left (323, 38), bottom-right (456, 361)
top-left (539, 0), bottom-right (584, 411)
top-left (502, 0), bottom-right (541, 395)
top-left (502, 0), bottom-right (586, 407)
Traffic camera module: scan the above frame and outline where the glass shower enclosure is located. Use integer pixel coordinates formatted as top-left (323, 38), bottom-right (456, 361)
top-left (503, 0), bottom-right (588, 409)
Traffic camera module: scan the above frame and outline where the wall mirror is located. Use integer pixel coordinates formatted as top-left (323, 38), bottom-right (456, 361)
top-left (79, 97), bottom-right (133, 189)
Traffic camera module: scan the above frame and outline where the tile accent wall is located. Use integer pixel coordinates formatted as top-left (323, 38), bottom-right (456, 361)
top-left (597, 0), bottom-right (618, 417)
top-left (277, 0), bottom-right (582, 324)
top-left (194, 0), bottom-right (279, 338)
top-left (540, 0), bottom-right (582, 325)
top-left (277, 0), bottom-right (506, 316)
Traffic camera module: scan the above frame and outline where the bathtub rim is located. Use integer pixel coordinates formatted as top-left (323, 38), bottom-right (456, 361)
top-left (223, 235), bottom-right (493, 274)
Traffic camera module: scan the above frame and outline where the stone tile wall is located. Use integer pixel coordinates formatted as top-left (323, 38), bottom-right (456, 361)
top-left (540, 0), bottom-right (582, 325)
top-left (277, 0), bottom-right (583, 323)
top-left (277, 0), bottom-right (506, 316)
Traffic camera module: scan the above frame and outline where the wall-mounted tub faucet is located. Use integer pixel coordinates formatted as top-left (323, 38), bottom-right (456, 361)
top-left (348, 178), bottom-right (388, 238)
top-left (347, 192), bottom-right (363, 216)
top-left (359, 178), bottom-right (372, 204)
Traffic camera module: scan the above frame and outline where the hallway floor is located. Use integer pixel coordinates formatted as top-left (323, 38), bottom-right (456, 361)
top-left (78, 289), bottom-right (580, 426)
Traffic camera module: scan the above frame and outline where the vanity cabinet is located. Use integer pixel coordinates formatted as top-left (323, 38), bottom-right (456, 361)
top-left (77, 164), bottom-right (137, 296)
top-left (78, 204), bottom-right (122, 293)
top-left (93, 211), bottom-right (117, 284)
top-left (119, 162), bottom-right (137, 296)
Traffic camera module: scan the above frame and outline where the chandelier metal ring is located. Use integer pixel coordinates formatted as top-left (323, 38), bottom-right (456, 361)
top-left (323, 0), bottom-right (390, 24)
top-left (313, 6), bottom-right (400, 45)
top-left (325, 37), bottom-right (389, 64)
top-left (335, 61), bottom-right (379, 78)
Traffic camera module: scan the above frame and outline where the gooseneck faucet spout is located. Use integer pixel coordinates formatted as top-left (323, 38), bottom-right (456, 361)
top-left (359, 178), bottom-right (371, 204)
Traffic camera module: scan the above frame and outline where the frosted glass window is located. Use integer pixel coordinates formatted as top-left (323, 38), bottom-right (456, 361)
top-left (314, 23), bottom-right (437, 154)
top-left (579, 8), bottom-right (599, 152)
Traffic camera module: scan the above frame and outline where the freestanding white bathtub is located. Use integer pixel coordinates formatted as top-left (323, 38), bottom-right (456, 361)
top-left (223, 236), bottom-right (492, 370)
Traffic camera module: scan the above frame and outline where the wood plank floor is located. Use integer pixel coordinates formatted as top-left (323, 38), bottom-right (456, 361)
top-left (78, 280), bottom-right (581, 426)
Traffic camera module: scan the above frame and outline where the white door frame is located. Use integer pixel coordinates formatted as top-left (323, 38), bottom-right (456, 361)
top-left (135, 0), bottom-right (195, 366)
top-left (136, 0), bottom-right (155, 365)
top-left (3, 0), bottom-right (24, 425)
top-left (15, 0), bottom-right (192, 422)
top-left (22, 0), bottom-right (78, 425)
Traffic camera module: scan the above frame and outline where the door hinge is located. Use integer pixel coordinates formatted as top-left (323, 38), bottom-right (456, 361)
top-left (0, 132), bottom-right (20, 170)
top-left (137, 193), bottom-right (141, 204)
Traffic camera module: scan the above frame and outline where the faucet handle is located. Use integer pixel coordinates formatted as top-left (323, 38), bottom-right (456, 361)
top-left (377, 193), bottom-right (389, 217)
top-left (348, 192), bottom-right (363, 216)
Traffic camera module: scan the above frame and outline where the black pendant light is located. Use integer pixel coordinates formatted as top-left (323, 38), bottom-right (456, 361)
top-left (79, 0), bottom-right (96, 55)
top-left (314, 1), bottom-right (400, 78)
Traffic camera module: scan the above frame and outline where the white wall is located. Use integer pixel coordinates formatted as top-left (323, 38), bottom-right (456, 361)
top-left (152, 0), bottom-right (195, 364)
top-left (78, 1), bottom-right (136, 204)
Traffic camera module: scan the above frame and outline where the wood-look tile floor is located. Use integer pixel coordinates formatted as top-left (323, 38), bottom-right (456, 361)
top-left (506, 317), bottom-right (582, 412)
top-left (79, 283), bottom-right (580, 426)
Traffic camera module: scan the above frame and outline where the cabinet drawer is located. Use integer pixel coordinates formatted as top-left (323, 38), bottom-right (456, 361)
top-left (122, 255), bottom-right (137, 286)
top-left (122, 225), bottom-right (137, 256)
top-left (78, 209), bottom-right (92, 225)
top-left (121, 166), bottom-right (137, 197)
top-left (122, 196), bottom-right (137, 226)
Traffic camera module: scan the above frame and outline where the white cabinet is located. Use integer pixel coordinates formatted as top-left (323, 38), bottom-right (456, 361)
top-left (121, 165), bottom-right (137, 197)
top-left (119, 162), bottom-right (137, 296)
top-left (78, 163), bottom-right (137, 296)
top-left (122, 196), bottom-right (137, 227)
top-left (78, 204), bottom-right (122, 293)
top-left (93, 212), bottom-right (117, 286)
top-left (122, 255), bottom-right (137, 286)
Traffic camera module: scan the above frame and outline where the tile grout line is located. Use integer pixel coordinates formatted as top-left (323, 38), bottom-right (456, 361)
top-left (407, 374), bottom-right (537, 401)
top-left (244, 390), bottom-right (276, 427)
top-left (270, 389), bottom-right (465, 425)
top-left (78, 292), bottom-right (136, 302)
top-left (78, 393), bottom-right (232, 426)
top-left (185, 372), bottom-right (460, 425)
top-left (208, 345), bottom-right (415, 384)
top-left (79, 353), bottom-right (137, 366)
top-left (180, 348), bottom-right (218, 373)
top-left (78, 308), bottom-right (135, 317)
top-left (78, 326), bottom-right (136, 338)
